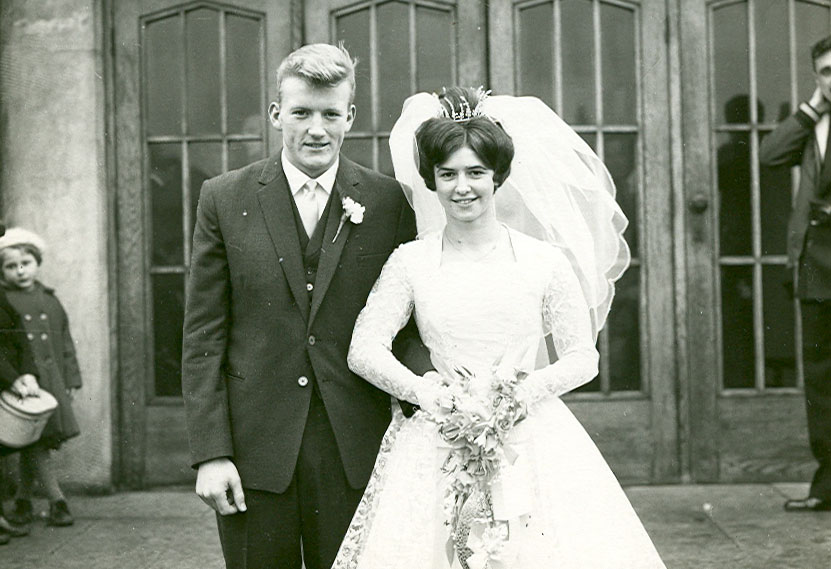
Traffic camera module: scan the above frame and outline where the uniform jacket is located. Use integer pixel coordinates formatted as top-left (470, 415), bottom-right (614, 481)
top-left (759, 110), bottom-right (826, 273)
top-left (182, 154), bottom-right (420, 494)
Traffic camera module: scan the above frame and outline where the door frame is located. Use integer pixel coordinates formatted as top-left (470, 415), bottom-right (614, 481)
top-left (111, 0), bottom-right (295, 488)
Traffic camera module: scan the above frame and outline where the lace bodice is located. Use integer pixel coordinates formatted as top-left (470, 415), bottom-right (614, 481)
top-left (348, 228), bottom-right (599, 407)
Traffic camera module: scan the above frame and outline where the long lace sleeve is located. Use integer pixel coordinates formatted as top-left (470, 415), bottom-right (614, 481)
top-left (518, 249), bottom-right (600, 405)
top-left (348, 245), bottom-right (436, 406)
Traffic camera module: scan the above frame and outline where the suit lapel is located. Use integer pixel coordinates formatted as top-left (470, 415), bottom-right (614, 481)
top-left (256, 158), bottom-right (310, 323)
top-left (309, 158), bottom-right (362, 327)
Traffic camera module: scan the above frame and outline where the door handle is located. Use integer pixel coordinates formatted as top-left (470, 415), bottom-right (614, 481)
top-left (688, 194), bottom-right (709, 214)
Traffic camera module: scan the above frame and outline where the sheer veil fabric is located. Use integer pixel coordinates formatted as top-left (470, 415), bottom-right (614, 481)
top-left (389, 92), bottom-right (630, 340)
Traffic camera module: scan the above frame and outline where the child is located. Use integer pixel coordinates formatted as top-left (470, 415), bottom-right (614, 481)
top-left (0, 228), bottom-right (82, 527)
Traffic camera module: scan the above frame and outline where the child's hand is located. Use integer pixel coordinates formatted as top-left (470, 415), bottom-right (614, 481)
top-left (11, 374), bottom-right (40, 397)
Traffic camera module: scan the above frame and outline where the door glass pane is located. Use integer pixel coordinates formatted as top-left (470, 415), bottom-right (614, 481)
top-left (608, 265), bottom-right (641, 391)
top-left (336, 9), bottom-right (372, 132)
top-left (578, 131), bottom-right (597, 152)
top-left (759, 132), bottom-right (791, 256)
top-left (145, 15), bottom-right (182, 136)
top-left (605, 133), bottom-right (639, 258)
top-left (186, 8), bottom-right (221, 134)
top-left (601, 2), bottom-right (636, 124)
top-left (142, 7), bottom-right (266, 400)
top-left (561, 0), bottom-right (595, 123)
top-left (763, 265), bottom-right (796, 388)
top-left (378, 136), bottom-right (393, 177)
top-left (153, 274), bottom-right (185, 397)
top-left (226, 13), bottom-right (262, 134)
top-left (796, 2), bottom-right (831, 102)
top-left (716, 131), bottom-right (752, 257)
top-left (229, 141), bottom-right (264, 170)
top-left (755, 0), bottom-right (790, 124)
top-left (149, 143), bottom-right (183, 267)
top-left (416, 6), bottom-right (453, 93)
top-left (189, 143), bottom-right (222, 235)
top-left (722, 265), bottom-right (756, 389)
top-left (517, 2), bottom-right (554, 106)
top-left (713, 3), bottom-right (749, 125)
top-left (342, 138), bottom-right (373, 169)
top-left (378, 1), bottom-right (411, 132)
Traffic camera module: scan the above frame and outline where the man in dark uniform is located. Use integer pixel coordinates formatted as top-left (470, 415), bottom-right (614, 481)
top-left (760, 34), bottom-right (831, 512)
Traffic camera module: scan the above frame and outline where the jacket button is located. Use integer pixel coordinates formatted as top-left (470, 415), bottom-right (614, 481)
top-left (27, 333), bottom-right (34, 340)
top-left (40, 313), bottom-right (47, 320)
top-left (24, 314), bottom-right (32, 321)
top-left (306, 283), bottom-right (314, 292)
top-left (308, 335), bottom-right (316, 346)
top-left (298, 376), bottom-right (309, 387)
top-left (41, 333), bottom-right (48, 341)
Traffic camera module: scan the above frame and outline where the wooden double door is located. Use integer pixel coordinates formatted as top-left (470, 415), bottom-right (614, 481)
top-left (113, 0), bottom-right (820, 487)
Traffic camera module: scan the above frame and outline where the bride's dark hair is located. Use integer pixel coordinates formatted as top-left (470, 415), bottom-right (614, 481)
top-left (414, 87), bottom-right (514, 191)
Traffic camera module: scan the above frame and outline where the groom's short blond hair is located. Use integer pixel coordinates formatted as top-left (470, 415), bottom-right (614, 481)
top-left (275, 43), bottom-right (357, 103)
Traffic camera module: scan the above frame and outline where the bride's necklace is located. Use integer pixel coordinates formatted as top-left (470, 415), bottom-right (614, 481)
top-left (443, 227), bottom-right (506, 262)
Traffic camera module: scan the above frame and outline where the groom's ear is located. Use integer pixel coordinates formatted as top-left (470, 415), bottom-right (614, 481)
top-left (346, 104), bottom-right (356, 130)
top-left (268, 102), bottom-right (282, 130)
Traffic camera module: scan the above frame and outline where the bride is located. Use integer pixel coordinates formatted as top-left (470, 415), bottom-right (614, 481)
top-left (332, 87), bottom-right (666, 568)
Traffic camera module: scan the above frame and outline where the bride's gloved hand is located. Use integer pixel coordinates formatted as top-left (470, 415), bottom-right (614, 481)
top-left (414, 371), bottom-right (450, 415)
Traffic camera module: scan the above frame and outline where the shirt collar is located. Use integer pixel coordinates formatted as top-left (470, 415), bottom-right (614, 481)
top-left (281, 150), bottom-right (338, 196)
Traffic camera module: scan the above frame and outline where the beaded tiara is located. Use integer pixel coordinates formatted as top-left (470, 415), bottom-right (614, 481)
top-left (434, 87), bottom-right (492, 122)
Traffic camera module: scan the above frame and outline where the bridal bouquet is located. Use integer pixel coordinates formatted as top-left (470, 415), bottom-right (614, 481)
top-left (432, 362), bottom-right (528, 569)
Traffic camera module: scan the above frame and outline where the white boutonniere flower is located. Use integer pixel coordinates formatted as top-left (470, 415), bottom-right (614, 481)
top-left (333, 196), bottom-right (365, 242)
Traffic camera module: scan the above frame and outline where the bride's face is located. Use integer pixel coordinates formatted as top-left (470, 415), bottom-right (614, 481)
top-left (434, 146), bottom-right (496, 224)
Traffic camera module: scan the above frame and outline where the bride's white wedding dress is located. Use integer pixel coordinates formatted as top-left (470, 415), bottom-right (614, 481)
top-left (332, 228), bottom-right (666, 568)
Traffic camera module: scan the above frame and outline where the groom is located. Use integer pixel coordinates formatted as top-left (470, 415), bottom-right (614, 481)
top-left (182, 43), bottom-right (429, 569)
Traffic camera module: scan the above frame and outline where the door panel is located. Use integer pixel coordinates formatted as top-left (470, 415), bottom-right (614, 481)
top-left (489, 0), bottom-right (677, 483)
top-left (114, 0), bottom-right (292, 487)
top-left (305, 0), bottom-right (486, 176)
top-left (681, 0), bottom-right (828, 482)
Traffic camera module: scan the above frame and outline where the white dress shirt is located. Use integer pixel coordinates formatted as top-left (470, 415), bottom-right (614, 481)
top-left (281, 151), bottom-right (338, 237)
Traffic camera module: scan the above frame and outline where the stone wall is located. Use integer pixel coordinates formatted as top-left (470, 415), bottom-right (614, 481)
top-left (0, 0), bottom-right (113, 490)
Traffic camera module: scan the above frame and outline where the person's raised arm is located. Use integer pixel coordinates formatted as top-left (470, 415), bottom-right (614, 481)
top-left (760, 87), bottom-right (827, 168)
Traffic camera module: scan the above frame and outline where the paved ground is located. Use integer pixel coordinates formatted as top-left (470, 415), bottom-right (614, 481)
top-left (1, 483), bottom-right (830, 568)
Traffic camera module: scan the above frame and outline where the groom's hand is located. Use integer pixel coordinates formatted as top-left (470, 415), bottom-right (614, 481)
top-left (195, 457), bottom-right (247, 515)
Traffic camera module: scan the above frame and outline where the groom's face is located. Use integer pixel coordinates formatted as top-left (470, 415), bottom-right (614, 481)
top-left (269, 77), bottom-right (356, 179)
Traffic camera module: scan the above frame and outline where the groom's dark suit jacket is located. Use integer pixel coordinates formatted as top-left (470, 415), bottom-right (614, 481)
top-left (182, 154), bottom-right (419, 494)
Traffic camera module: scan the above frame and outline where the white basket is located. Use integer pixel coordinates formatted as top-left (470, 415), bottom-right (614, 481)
top-left (0, 389), bottom-right (57, 448)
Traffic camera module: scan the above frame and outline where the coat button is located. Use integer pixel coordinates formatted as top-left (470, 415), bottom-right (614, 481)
top-left (306, 283), bottom-right (314, 292)
top-left (40, 313), bottom-right (47, 320)
top-left (24, 314), bottom-right (32, 321)
top-left (26, 333), bottom-right (34, 340)
top-left (308, 335), bottom-right (316, 346)
top-left (297, 376), bottom-right (309, 387)
top-left (40, 333), bottom-right (48, 341)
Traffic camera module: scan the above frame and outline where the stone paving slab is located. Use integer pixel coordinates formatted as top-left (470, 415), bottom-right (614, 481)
top-left (1, 492), bottom-right (221, 569)
top-left (630, 483), bottom-right (831, 568)
top-left (2, 484), bottom-right (830, 568)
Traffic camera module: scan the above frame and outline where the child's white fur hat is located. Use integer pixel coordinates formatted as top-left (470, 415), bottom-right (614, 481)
top-left (0, 227), bottom-right (47, 257)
